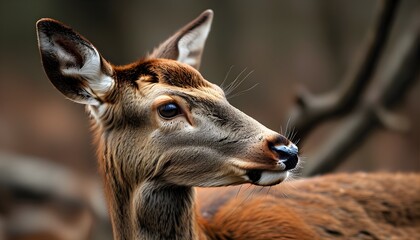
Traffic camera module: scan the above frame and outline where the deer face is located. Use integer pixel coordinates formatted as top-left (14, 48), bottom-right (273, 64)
top-left (36, 10), bottom-right (298, 188)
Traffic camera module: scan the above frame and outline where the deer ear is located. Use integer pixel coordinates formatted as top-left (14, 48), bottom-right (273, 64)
top-left (36, 18), bottom-right (114, 105)
top-left (149, 9), bottom-right (213, 70)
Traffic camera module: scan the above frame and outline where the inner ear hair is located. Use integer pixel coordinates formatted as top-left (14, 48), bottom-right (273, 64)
top-left (37, 18), bottom-right (114, 105)
top-left (148, 10), bottom-right (213, 70)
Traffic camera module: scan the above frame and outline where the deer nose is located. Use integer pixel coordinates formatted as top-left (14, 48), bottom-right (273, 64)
top-left (271, 144), bottom-right (299, 170)
top-left (268, 137), bottom-right (299, 171)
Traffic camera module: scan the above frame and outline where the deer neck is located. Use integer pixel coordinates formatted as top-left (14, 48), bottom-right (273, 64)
top-left (98, 151), bottom-right (206, 240)
top-left (133, 182), bottom-right (201, 239)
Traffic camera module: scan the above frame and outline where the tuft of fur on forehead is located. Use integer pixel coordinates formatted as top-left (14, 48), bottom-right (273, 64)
top-left (115, 59), bottom-right (211, 89)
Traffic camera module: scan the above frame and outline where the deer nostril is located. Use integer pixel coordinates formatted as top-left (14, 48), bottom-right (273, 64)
top-left (270, 144), bottom-right (299, 171)
top-left (282, 155), bottom-right (298, 171)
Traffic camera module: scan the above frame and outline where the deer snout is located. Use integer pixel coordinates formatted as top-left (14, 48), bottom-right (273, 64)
top-left (267, 135), bottom-right (299, 171)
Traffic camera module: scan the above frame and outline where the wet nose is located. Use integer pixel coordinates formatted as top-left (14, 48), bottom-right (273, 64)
top-left (270, 141), bottom-right (299, 171)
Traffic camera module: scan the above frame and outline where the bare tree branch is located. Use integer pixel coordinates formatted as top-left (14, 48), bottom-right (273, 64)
top-left (288, 0), bottom-right (399, 142)
top-left (303, 16), bottom-right (420, 176)
top-left (0, 152), bottom-right (112, 240)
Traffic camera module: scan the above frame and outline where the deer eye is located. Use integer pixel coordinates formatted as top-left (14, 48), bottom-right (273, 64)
top-left (158, 103), bottom-right (182, 119)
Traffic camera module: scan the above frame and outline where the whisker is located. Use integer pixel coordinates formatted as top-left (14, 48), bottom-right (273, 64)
top-left (230, 69), bottom-right (255, 94)
top-left (256, 186), bottom-right (266, 194)
top-left (224, 68), bottom-right (247, 95)
top-left (285, 115), bottom-right (292, 139)
top-left (266, 186), bottom-right (272, 196)
top-left (278, 184), bottom-right (289, 199)
top-left (220, 65), bottom-right (234, 89)
top-left (289, 127), bottom-right (297, 143)
top-left (226, 83), bottom-right (259, 99)
top-left (225, 69), bottom-right (255, 97)
top-left (246, 185), bottom-right (258, 201)
top-left (235, 185), bottom-right (243, 199)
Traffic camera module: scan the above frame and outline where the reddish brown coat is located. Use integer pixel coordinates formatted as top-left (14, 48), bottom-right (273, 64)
top-left (197, 173), bottom-right (420, 239)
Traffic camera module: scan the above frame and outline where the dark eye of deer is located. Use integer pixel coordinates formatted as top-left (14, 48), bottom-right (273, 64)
top-left (158, 103), bottom-right (181, 119)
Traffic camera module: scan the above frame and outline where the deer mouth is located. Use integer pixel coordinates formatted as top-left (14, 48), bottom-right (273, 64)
top-left (246, 169), bottom-right (289, 186)
top-left (229, 151), bottom-right (298, 186)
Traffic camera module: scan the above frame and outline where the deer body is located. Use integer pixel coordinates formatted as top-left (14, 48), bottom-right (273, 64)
top-left (36, 10), bottom-right (420, 240)
top-left (198, 173), bottom-right (420, 239)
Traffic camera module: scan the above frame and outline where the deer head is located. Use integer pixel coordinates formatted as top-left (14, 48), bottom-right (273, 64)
top-left (36, 10), bottom-right (298, 189)
top-left (35, 9), bottom-right (420, 240)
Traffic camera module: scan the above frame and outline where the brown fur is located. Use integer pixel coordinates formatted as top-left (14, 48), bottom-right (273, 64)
top-left (197, 173), bottom-right (420, 239)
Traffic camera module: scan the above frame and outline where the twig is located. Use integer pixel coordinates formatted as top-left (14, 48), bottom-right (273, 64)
top-left (303, 16), bottom-right (420, 176)
top-left (287, 0), bottom-right (399, 142)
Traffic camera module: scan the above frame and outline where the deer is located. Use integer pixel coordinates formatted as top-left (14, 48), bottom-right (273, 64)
top-left (36, 9), bottom-right (420, 240)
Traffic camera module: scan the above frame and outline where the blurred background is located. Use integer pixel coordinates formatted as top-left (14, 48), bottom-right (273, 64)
top-left (0, 0), bottom-right (419, 239)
